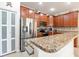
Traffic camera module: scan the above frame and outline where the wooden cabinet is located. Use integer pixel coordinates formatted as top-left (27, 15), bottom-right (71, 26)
top-left (53, 16), bottom-right (55, 27)
top-left (35, 13), bottom-right (49, 27)
top-left (74, 38), bottom-right (78, 47)
top-left (53, 11), bottom-right (78, 27)
top-left (71, 12), bottom-right (78, 26)
top-left (64, 12), bottom-right (78, 27)
top-left (48, 32), bottom-right (52, 35)
top-left (39, 15), bottom-right (44, 22)
top-left (58, 15), bottom-right (64, 27)
top-left (53, 16), bottom-right (64, 27)
top-left (53, 16), bottom-right (58, 27)
top-left (39, 15), bottom-right (48, 22)
top-left (37, 32), bottom-right (43, 37)
top-left (20, 6), bottom-right (29, 18)
top-left (46, 16), bottom-right (49, 26)
top-left (63, 14), bottom-right (70, 26)
top-left (56, 16), bottom-right (60, 26)
top-left (55, 16), bottom-right (59, 27)
top-left (29, 10), bottom-right (35, 19)
top-left (39, 14), bottom-right (49, 27)
top-left (48, 16), bottom-right (53, 26)
top-left (35, 13), bottom-right (40, 27)
top-left (21, 6), bottom-right (35, 19)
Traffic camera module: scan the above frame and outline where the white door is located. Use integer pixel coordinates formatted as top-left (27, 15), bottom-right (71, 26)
top-left (0, 9), bottom-right (16, 56)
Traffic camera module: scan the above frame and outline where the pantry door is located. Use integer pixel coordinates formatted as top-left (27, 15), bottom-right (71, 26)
top-left (0, 9), bottom-right (16, 56)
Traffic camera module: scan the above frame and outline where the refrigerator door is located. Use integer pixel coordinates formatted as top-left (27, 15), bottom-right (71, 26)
top-left (20, 17), bottom-right (26, 52)
top-left (20, 18), bottom-right (34, 52)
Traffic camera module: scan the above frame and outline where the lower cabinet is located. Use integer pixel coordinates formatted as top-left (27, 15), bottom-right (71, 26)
top-left (74, 38), bottom-right (78, 47)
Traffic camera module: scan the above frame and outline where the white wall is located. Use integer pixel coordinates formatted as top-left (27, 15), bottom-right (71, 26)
top-left (0, 2), bottom-right (20, 52)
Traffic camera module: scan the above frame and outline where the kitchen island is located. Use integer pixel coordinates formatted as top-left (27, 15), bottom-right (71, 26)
top-left (27, 32), bottom-right (77, 57)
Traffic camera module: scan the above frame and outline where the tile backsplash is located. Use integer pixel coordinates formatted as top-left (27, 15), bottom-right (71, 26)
top-left (54, 27), bottom-right (78, 32)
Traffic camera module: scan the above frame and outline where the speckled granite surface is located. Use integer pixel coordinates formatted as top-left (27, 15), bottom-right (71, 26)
top-left (28, 32), bottom-right (77, 53)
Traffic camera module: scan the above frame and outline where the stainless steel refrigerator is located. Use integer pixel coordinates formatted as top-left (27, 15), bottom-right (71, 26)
top-left (20, 17), bottom-right (34, 52)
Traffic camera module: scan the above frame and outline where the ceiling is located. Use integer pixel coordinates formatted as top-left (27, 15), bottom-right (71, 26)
top-left (21, 2), bottom-right (79, 15)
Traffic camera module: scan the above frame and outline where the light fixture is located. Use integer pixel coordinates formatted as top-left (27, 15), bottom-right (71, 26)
top-left (49, 16), bottom-right (52, 17)
top-left (40, 13), bottom-right (43, 16)
top-left (37, 11), bottom-right (41, 13)
top-left (67, 2), bottom-right (71, 5)
top-left (50, 8), bottom-right (55, 11)
top-left (46, 14), bottom-right (49, 16)
top-left (29, 10), bottom-right (33, 13)
top-left (38, 2), bottom-right (43, 5)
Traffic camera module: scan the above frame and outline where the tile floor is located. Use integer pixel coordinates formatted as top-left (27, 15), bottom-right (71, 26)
top-left (4, 50), bottom-right (38, 57)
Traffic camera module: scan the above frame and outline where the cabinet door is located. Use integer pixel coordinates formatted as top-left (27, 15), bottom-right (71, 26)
top-left (40, 14), bottom-right (45, 22)
top-left (48, 16), bottom-right (53, 26)
top-left (29, 10), bottom-right (35, 19)
top-left (68, 13), bottom-right (72, 26)
top-left (72, 12), bottom-right (78, 26)
top-left (53, 16), bottom-right (55, 27)
top-left (60, 15), bottom-right (64, 27)
top-left (57, 16), bottom-right (63, 27)
top-left (45, 16), bottom-right (49, 26)
top-left (68, 12), bottom-right (78, 27)
top-left (53, 16), bottom-right (56, 27)
top-left (39, 14), bottom-right (48, 26)
top-left (64, 12), bottom-right (78, 27)
top-left (35, 13), bottom-right (40, 27)
top-left (20, 6), bottom-right (29, 18)
top-left (74, 38), bottom-right (78, 47)
top-left (64, 14), bottom-right (70, 26)
top-left (53, 16), bottom-right (58, 27)
top-left (39, 15), bottom-right (44, 21)
top-left (57, 16), bottom-right (60, 27)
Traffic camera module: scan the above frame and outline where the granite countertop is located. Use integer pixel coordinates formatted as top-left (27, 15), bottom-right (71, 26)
top-left (27, 32), bottom-right (77, 53)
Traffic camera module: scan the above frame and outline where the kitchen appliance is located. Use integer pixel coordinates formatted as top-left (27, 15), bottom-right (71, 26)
top-left (20, 17), bottom-right (34, 52)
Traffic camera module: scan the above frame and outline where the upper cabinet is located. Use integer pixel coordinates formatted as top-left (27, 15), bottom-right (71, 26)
top-left (48, 16), bottom-right (53, 27)
top-left (39, 14), bottom-right (49, 26)
top-left (35, 13), bottom-right (40, 27)
top-left (53, 16), bottom-right (57, 27)
top-left (63, 11), bottom-right (78, 27)
top-left (20, 6), bottom-right (50, 27)
top-left (58, 15), bottom-right (64, 27)
top-left (53, 15), bottom-right (64, 27)
top-left (39, 14), bottom-right (48, 22)
top-left (53, 11), bottom-right (78, 27)
top-left (29, 10), bottom-right (35, 19)
top-left (20, 6), bottom-right (35, 19)
top-left (20, 6), bottom-right (29, 18)
top-left (71, 11), bottom-right (78, 26)
top-left (63, 13), bottom-right (70, 26)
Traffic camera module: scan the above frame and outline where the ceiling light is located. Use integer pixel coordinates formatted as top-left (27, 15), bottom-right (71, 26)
top-left (67, 2), bottom-right (71, 5)
top-left (46, 14), bottom-right (49, 16)
top-left (37, 11), bottom-right (40, 13)
top-left (29, 10), bottom-right (33, 13)
top-left (50, 8), bottom-right (55, 11)
top-left (40, 13), bottom-right (43, 16)
top-left (38, 2), bottom-right (43, 5)
top-left (49, 16), bottom-right (52, 17)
